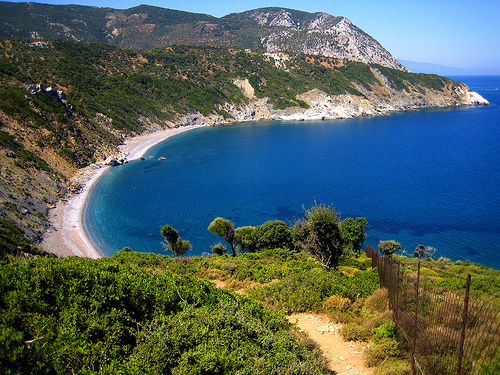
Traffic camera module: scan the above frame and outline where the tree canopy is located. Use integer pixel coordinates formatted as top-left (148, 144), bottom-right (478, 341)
top-left (293, 203), bottom-right (344, 270)
top-left (160, 224), bottom-right (192, 257)
top-left (208, 217), bottom-right (237, 256)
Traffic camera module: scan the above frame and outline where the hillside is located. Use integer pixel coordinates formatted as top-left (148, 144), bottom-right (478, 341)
top-left (0, 2), bottom-right (409, 70)
top-left (1, 246), bottom-right (499, 374)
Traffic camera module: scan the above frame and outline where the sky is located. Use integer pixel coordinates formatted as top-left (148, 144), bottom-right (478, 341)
top-left (6, 0), bottom-right (500, 74)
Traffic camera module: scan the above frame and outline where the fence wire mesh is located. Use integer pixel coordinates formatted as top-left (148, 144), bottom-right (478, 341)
top-left (365, 245), bottom-right (500, 375)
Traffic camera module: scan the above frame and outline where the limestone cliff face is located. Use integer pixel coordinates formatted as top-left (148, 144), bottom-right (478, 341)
top-left (242, 9), bottom-right (407, 71)
top-left (174, 76), bottom-right (488, 126)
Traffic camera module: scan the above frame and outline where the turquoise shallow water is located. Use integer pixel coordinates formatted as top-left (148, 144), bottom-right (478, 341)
top-left (84, 76), bottom-right (500, 268)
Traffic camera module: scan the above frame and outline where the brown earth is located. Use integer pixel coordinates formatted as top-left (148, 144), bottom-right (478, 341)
top-left (287, 314), bottom-right (373, 375)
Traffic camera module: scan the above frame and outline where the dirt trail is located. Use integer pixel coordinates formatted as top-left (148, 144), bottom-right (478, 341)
top-left (287, 314), bottom-right (373, 375)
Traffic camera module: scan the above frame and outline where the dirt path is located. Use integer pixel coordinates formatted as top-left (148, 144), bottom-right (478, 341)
top-left (287, 314), bottom-right (373, 375)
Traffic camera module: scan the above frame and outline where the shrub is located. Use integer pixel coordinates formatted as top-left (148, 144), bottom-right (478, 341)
top-left (365, 288), bottom-right (389, 313)
top-left (341, 323), bottom-right (369, 342)
top-left (211, 243), bottom-right (227, 256)
top-left (371, 320), bottom-right (397, 342)
top-left (339, 257), bottom-right (367, 270)
top-left (253, 220), bottom-right (292, 250)
top-left (339, 266), bottom-right (363, 277)
top-left (365, 338), bottom-right (400, 367)
top-left (373, 359), bottom-right (412, 375)
top-left (323, 294), bottom-right (352, 312)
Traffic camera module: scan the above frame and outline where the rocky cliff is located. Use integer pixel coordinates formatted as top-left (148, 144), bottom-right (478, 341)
top-left (227, 9), bottom-right (407, 71)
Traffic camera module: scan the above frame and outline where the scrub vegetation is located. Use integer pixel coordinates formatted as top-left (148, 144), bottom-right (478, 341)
top-left (2, 201), bottom-right (500, 374)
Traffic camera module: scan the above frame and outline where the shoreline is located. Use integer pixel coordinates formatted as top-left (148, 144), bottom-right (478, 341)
top-left (41, 125), bottom-right (203, 258)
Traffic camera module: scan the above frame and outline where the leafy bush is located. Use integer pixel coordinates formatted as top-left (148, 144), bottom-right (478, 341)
top-left (248, 268), bottom-right (379, 313)
top-left (371, 320), bottom-right (397, 342)
top-left (253, 220), bottom-right (292, 250)
top-left (341, 323), bottom-right (369, 342)
top-left (365, 338), bottom-right (400, 367)
top-left (0, 255), bottom-right (328, 374)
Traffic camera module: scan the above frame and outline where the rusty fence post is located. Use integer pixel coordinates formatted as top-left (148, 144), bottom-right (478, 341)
top-left (457, 274), bottom-right (471, 375)
top-left (411, 261), bottom-right (421, 374)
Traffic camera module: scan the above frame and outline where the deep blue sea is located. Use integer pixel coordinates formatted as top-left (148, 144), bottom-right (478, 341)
top-left (84, 76), bottom-right (500, 269)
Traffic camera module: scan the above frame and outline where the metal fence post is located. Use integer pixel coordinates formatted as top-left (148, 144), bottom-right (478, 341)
top-left (457, 274), bottom-right (471, 375)
top-left (411, 261), bottom-right (421, 374)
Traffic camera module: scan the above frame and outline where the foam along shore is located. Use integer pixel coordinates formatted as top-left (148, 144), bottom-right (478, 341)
top-left (41, 125), bottom-right (203, 258)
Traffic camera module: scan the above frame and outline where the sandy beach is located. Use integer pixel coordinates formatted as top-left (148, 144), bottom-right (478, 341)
top-left (41, 125), bottom-right (202, 258)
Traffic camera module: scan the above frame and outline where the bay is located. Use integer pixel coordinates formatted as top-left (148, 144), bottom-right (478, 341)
top-left (84, 76), bottom-right (500, 269)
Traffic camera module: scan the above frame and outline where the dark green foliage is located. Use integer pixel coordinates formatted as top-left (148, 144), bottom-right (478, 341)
top-left (378, 240), bottom-right (401, 256)
top-left (371, 64), bottom-right (447, 92)
top-left (294, 203), bottom-right (344, 270)
top-left (161, 224), bottom-right (192, 257)
top-left (234, 225), bottom-right (257, 253)
top-left (0, 218), bottom-right (48, 259)
top-left (208, 217), bottom-right (237, 256)
top-left (211, 243), bottom-right (227, 256)
top-left (253, 220), bottom-right (292, 250)
top-left (0, 255), bottom-right (328, 374)
top-left (341, 217), bottom-right (368, 254)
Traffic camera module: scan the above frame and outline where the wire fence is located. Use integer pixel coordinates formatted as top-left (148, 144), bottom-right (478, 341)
top-left (365, 245), bottom-right (500, 375)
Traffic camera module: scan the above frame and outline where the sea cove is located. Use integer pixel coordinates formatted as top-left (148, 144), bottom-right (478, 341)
top-left (83, 76), bottom-right (500, 268)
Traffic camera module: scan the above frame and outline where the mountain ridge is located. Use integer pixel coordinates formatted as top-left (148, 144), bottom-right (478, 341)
top-left (1, 1), bottom-right (404, 70)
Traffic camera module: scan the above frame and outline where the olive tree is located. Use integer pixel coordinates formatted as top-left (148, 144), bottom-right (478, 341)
top-left (341, 217), bottom-right (368, 254)
top-left (253, 220), bottom-right (292, 250)
top-left (211, 243), bottom-right (227, 256)
top-left (293, 203), bottom-right (344, 270)
top-left (208, 217), bottom-right (237, 256)
top-left (234, 226), bottom-right (256, 253)
top-left (160, 224), bottom-right (192, 257)
top-left (378, 240), bottom-right (401, 257)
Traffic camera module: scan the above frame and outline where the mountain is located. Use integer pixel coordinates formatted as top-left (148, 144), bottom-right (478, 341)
top-left (0, 2), bottom-right (405, 70)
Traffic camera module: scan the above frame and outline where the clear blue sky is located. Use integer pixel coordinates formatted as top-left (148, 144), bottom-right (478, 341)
top-left (6, 0), bottom-right (500, 74)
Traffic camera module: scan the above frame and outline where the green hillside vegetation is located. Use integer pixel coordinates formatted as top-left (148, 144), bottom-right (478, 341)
top-left (0, 38), bottom-right (449, 129)
top-left (1, 201), bottom-right (499, 373)
top-left (2, 241), bottom-right (500, 374)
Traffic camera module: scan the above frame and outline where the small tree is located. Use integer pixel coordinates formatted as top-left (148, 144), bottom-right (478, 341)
top-left (211, 243), bottom-right (227, 256)
top-left (413, 244), bottom-right (437, 259)
top-left (253, 220), bottom-right (292, 250)
top-left (234, 226), bottom-right (256, 253)
top-left (160, 224), bottom-right (192, 257)
top-left (341, 217), bottom-right (368, 254)
top-left (293, 203), bottom-right (344, 270)
top-left (208, 217), bottom-right (237, 256)
top-left (378, 240), bottom-right (401, 257)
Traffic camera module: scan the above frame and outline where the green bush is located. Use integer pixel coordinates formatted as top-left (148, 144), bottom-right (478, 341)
top-left (365, 338), bottom-right (400, 367)
top-left (253, 220), bottom-right (292, 250)
top-left (373, 359), bottom-right (412, 375)
top-left (341, 322), bottom-right (369, 342)
top-left (371, 320), bottom-right (397, 342)
top-left (0, 255), bottom-right (328, 374)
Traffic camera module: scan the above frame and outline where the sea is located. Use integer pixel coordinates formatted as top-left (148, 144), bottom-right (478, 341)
top-left (83, 76), bottom-right (500, 269)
